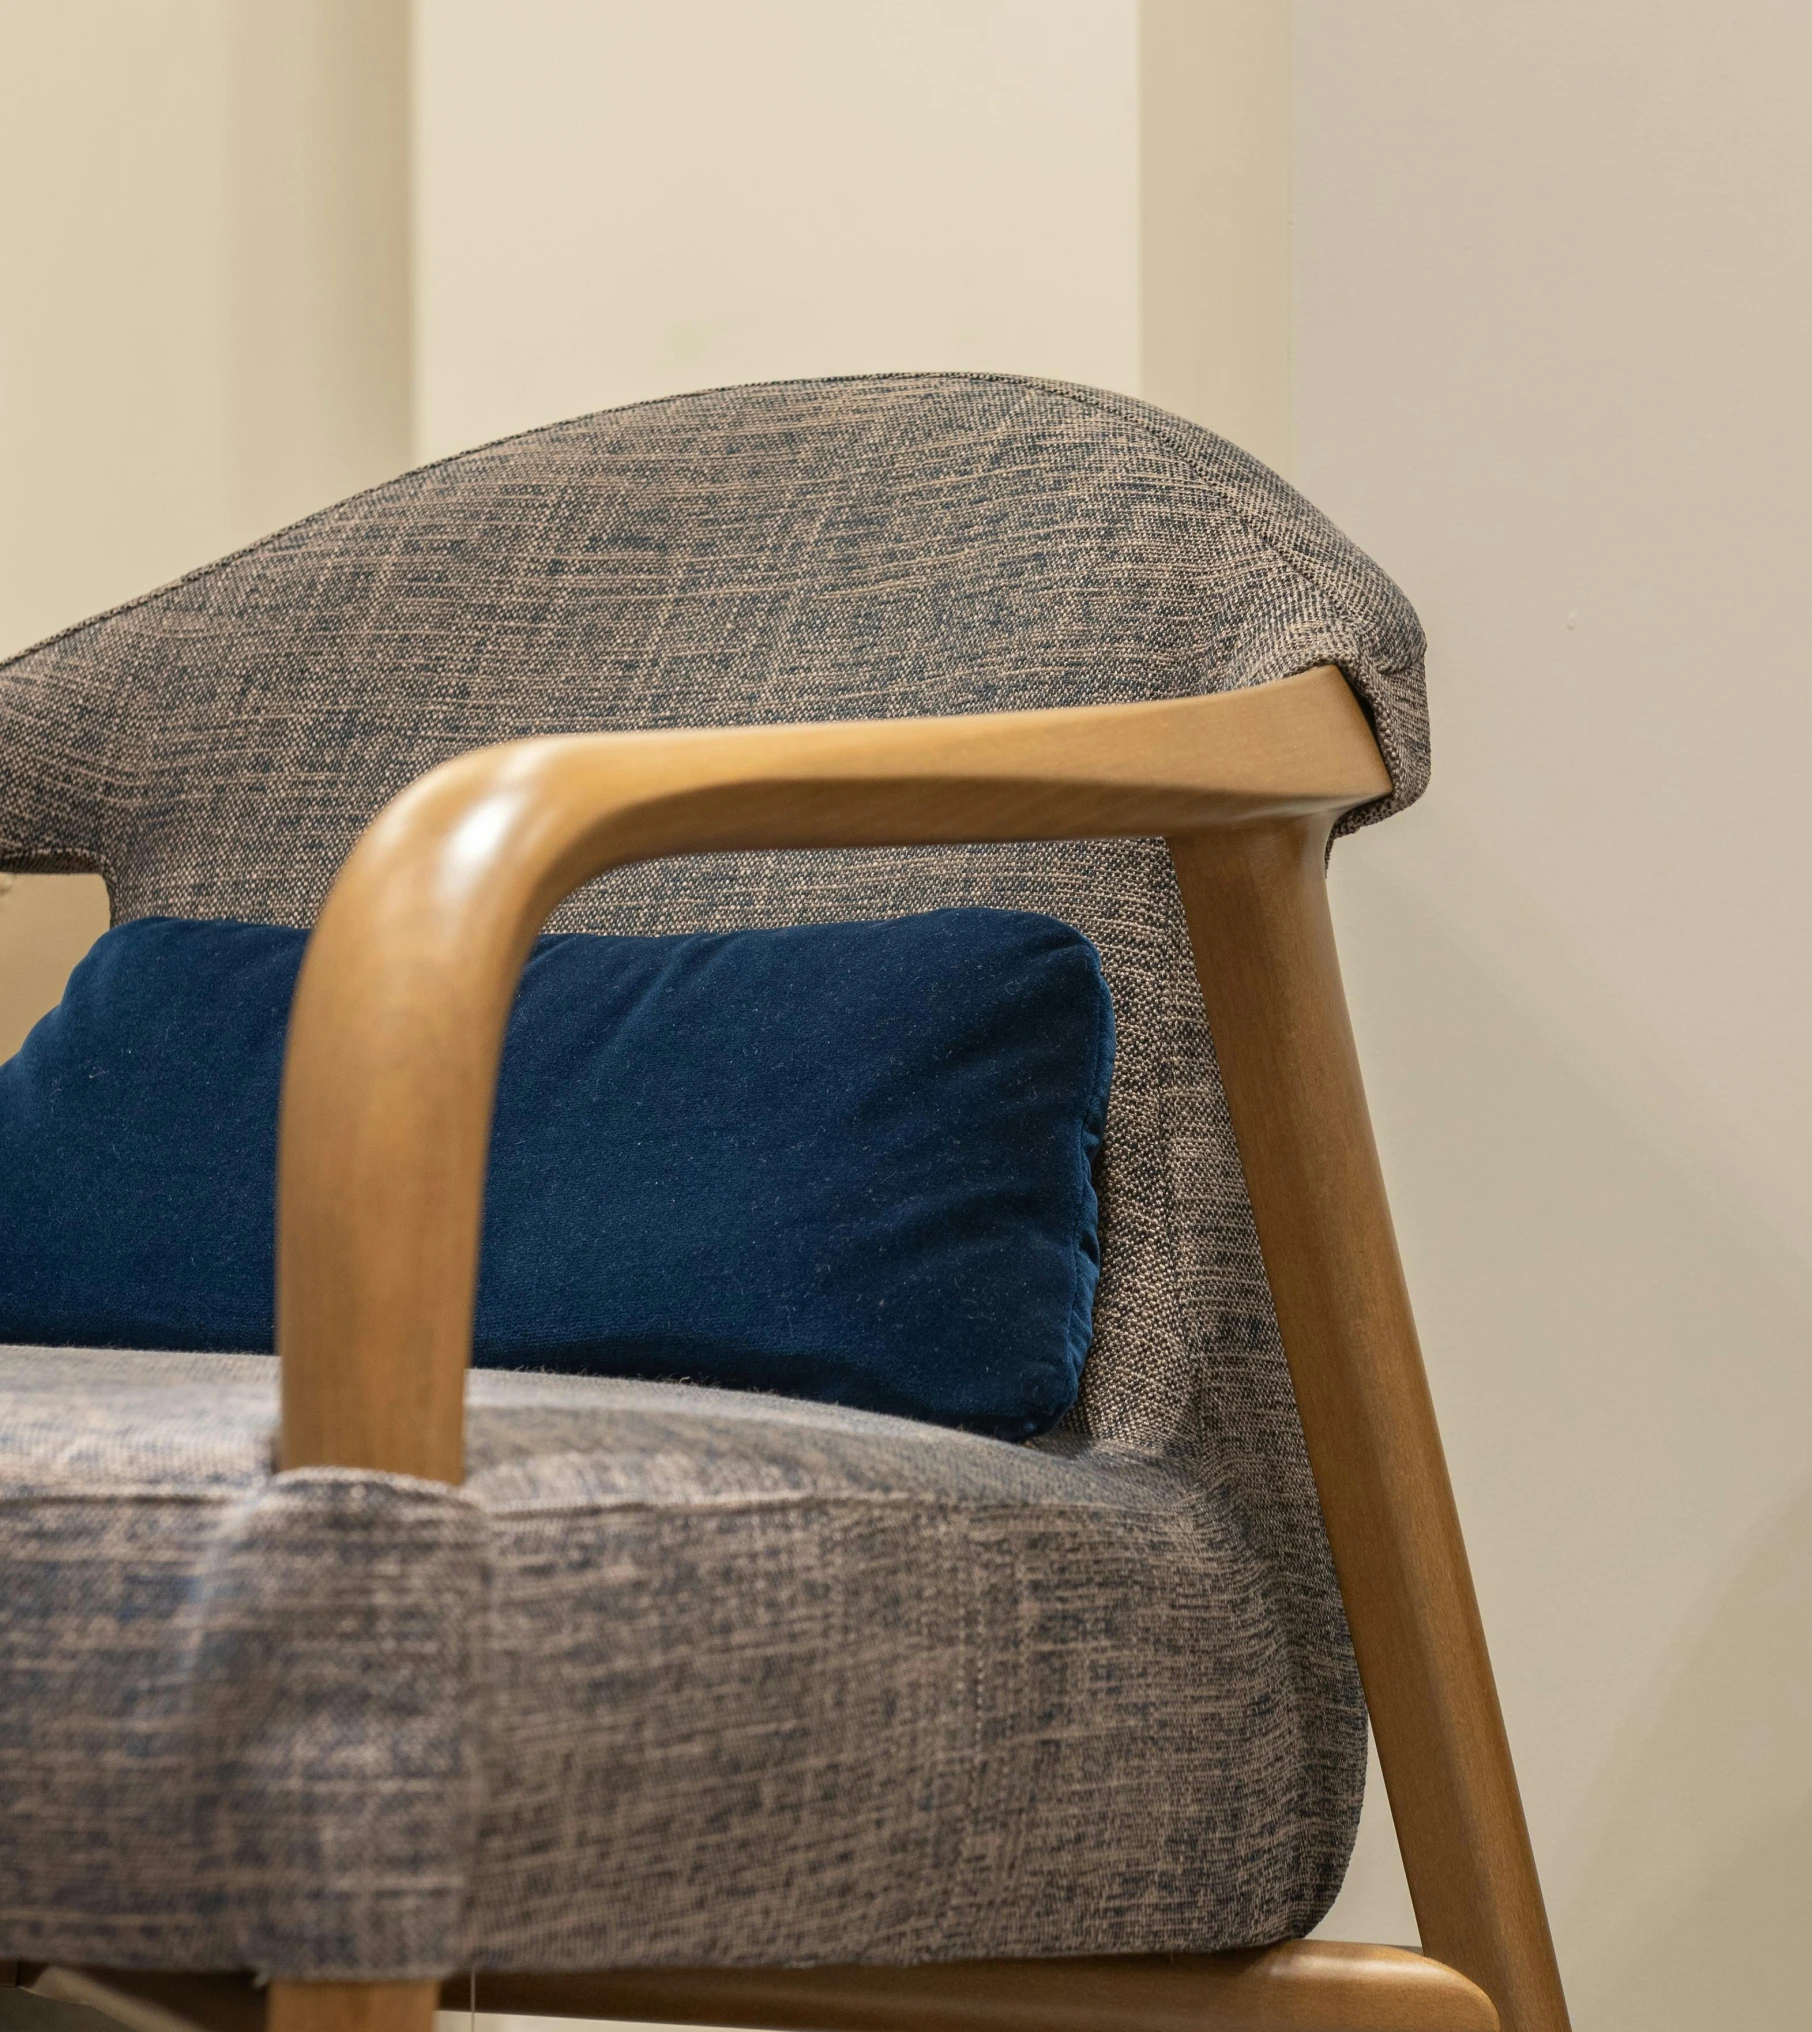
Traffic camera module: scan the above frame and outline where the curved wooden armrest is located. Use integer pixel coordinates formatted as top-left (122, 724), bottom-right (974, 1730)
top-left (276, 663), bottom-right (1387, 1480)
top-left (272, 663), bottom-right (1573, 2032)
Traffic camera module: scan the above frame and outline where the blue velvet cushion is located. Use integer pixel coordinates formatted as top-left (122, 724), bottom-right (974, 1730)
top-left (0, 910), bottom-right (1115, 1437)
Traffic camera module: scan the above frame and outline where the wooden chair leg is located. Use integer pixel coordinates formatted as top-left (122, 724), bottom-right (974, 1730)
top-left (266, 1983), bottom-right (438, 2032)
top-left (1169, 819), bottom-right (1571, 2032)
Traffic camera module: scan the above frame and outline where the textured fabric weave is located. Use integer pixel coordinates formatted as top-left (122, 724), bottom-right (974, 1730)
top-left (0, 373), bottom-right (1428, 1977)
top-left (2, 1350), bottom-right (1338, 1978)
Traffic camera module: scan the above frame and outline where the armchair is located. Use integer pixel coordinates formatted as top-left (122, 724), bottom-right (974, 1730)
top-left (0, 374), bottom-right (1570, 2032)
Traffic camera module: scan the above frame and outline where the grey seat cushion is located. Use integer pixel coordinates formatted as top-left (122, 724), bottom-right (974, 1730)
top-left (5, 1349), bottom-right (1342, 1978)
top-left (0, 371), bottom-right (1428, 1976)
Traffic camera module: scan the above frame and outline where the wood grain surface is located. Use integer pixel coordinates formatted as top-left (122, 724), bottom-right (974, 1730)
top-left (1171, 821), bottom-right (1572, 2032)
top-left (26, 1945), bottom-right (1498, 2032)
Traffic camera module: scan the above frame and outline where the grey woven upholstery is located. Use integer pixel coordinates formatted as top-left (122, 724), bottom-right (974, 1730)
top-left (0, 374), bottom-right (1427, 1979)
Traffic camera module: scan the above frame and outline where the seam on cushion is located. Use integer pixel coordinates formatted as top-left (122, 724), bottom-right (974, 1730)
top-left (997, 380), bottom-right (1417, 837)
top-left (998, 375), bottom-right (1425, 680)
top-left (0, 1477), bottom-right (1188, 1518)
top-left (1150, 850), bottom-right (1337, 1797)
top-left (0, 1465), bottom-right (490, 1506)
top-left (916, 376), bottom-right (1423, 841)
top-left (1062, 949), bottom-right (1116, 1393)
top-left (467, 1481), bottom-right (1192, 1522)
top-left (0, 1487), bottom-right (261, 1507)
top-left (1145, 845), bottom-right (1216, 1464)
top-left (953, 1513), bottom-right (990, 1917)
top-left (1149, 859), bottom-right (1361, 1921)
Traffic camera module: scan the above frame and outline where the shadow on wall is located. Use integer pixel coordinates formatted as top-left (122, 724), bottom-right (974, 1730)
top-left (1329, 825), bottom-right (1812, 2032)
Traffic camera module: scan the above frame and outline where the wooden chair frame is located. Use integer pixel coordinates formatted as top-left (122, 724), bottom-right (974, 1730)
top-left (8, 666), bottom-right (1571, 2032)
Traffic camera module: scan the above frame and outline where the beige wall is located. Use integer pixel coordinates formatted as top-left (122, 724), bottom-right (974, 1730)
top-left (1294, 3), bottom-right (1812, 2023)
top-left (1140, 0), bottom-right (1290, 471)
top-left (414, 0), bottom-right (1289, 466)
top-left (413, 0), bottom-right (1143, 459)
top-left (0, 0), bottom-right (411, 1052)
top-left (0, 0), bottom-right (410, 654)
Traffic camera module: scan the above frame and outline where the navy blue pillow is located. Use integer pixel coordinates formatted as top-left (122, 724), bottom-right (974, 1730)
top-left (0, 910), bottom-right (1114, 1438)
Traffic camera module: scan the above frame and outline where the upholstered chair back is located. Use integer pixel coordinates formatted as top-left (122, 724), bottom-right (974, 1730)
top-left (0, 374), bottom-right (1428, 1862)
